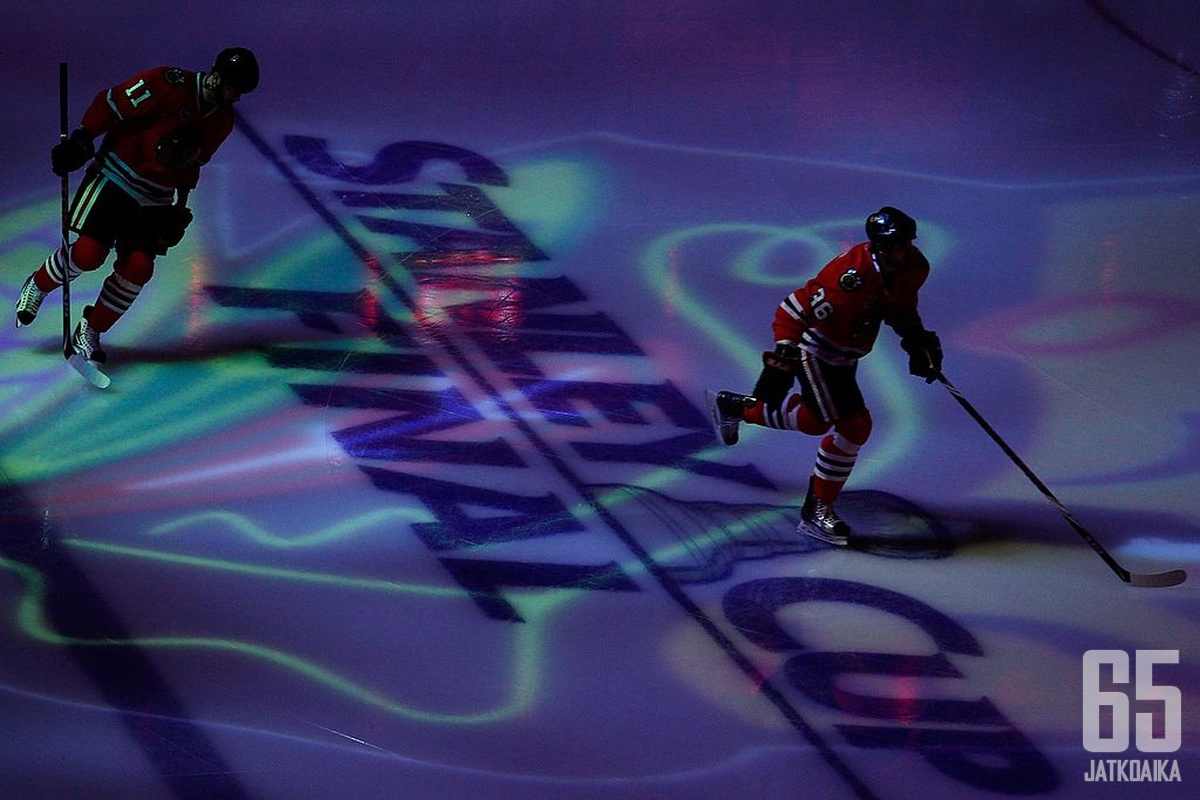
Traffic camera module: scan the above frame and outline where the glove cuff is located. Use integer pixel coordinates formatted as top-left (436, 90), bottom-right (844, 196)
top-left (901, 329), bottom-right (939, 352)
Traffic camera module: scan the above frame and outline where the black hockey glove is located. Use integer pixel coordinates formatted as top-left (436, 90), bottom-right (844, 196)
top-left (51, 128), bottom-right (96, 176)
top-left (144, 205), bottom-right (194, 255)
top-left (901, 330), bottom-right (943, 383)
top-left (762, 343), bottom-right (803, 372)
top-left (753, 344), bottom-right (801, 409)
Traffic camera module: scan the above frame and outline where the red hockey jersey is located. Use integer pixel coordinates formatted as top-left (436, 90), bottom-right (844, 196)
top-left (80, 66), bottom-right (235, 199)
top-left (772, 242), bottom-right (929, 364)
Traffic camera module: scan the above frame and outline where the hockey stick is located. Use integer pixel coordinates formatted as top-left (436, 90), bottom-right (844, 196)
top-left (937, 372), bottom-right (1186, 588)
top-left (58, 62), bottom-right (110, 389)
top-left (58, 62), bottom-right (70, 358)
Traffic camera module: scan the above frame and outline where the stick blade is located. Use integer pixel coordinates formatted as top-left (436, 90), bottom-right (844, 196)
top-left (1129, 569), bottom-right (1187, 588)
top-left (66, 353), bottom-right (111, 389)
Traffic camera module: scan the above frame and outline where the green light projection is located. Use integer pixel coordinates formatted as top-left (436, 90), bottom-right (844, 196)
top-left (145, 507), bottom-right (432, 548)
top-left (0, 153), bottom-right (960, 733)
top-left (1, 204), bottom-right (359, 482)
top-left (0, 550), bottom-right (547, 725)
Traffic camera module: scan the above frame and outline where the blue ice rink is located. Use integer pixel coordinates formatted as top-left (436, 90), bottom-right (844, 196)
top-left (2, 2), bottom-right (1198, 798)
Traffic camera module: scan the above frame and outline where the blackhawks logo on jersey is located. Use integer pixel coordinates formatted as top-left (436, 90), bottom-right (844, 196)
top-left (839, 268), bottom-right (863, 291)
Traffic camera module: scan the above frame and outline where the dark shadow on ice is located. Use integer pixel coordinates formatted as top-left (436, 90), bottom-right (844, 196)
top-left (0, 481), bottom-right (251, 800)
top-left (596, 485), bottom-right (956, 585)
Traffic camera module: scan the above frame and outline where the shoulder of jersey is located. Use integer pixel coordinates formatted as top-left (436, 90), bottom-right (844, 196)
top-left (838, 268), bottom-right (865, 292)
top-left (162, 67), bottom-right (190, 86)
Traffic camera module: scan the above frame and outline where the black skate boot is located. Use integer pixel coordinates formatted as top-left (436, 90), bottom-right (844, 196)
top-left (706, 390), bottom-right (755, 446)
top-left (71, 305), bottom-right (107, 364)
top-left (15, 274), bottom-right (48, 327)
top-left (798, 480), bottom-right (850, 547)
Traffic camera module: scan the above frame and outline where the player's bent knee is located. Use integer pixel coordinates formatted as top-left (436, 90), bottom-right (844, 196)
top-left (70, 236), bottom-right (108, 271)
top-left (834, 409), bottom-right (873, 447)
top-left (116, 251), bottom-right (156, 285)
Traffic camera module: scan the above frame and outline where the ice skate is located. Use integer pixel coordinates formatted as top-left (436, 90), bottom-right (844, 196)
top-left (706, 390), bottom-right (754, 446)
top-left (71, 305), bottom-right (107, 364)
top-left (15, 274), bottom-right (47, 327)
top-left (798, 488), bottom-right (850, 547)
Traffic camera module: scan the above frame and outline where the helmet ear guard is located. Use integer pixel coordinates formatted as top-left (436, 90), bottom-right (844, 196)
top-left (865, 206), bottom-right (917, 248)
top-left (211, 47), bottom-right (259, 94)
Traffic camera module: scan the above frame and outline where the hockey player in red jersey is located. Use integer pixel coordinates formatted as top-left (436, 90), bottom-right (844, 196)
top-left (14, 47), bottom-right (259, 364)
top-left (707, 206), bottom-right (942, 546)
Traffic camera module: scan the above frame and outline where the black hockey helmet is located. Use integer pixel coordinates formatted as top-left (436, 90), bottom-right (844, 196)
top-left (865, 206), bottom-right (917, 248)
top-left (211, 47), bottom-right (259, 94)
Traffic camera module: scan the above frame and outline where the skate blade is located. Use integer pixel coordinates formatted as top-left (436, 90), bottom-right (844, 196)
top-left (704, 388), bottom-right (739, 446)
top-left (66, 352), bottom-right (111, 389)
top-left (796, 521), bottom-right (850, 547)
